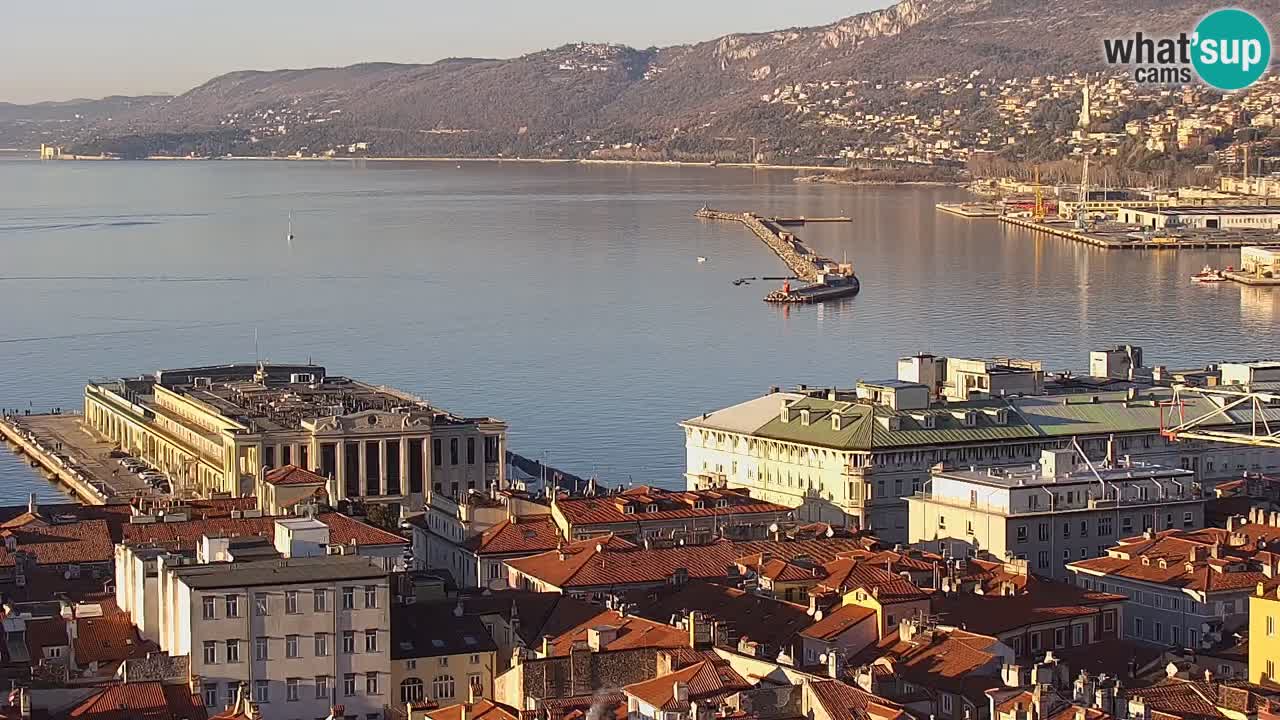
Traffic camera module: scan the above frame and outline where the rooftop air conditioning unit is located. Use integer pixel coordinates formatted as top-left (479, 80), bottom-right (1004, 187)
top-left (193, 377), bottom-right (212, 389)
top-left (290, 373), bottom-right (315, 384)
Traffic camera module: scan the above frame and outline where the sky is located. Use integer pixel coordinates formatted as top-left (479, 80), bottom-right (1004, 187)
top-left (1, 1), bottom-right (888, 104)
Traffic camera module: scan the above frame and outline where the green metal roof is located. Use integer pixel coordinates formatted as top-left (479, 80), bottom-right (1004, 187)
top-left (685, 389), bottom-right (1234, 452)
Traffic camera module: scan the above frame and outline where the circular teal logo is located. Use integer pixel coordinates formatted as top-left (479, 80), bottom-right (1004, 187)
top-left (1192, 9), bottom-right (1271, 90)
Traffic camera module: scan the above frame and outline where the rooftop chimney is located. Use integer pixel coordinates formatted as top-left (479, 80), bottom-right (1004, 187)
top-left (27, 493), bottom-right (37, 516)
top-left (674, 681), bottom-right (689, 706)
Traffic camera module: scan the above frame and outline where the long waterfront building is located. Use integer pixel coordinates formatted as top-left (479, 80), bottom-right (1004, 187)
top-left (83, 363), bottom-right (507, 512)
top-left (683, 350), bottom-right (1280, 543)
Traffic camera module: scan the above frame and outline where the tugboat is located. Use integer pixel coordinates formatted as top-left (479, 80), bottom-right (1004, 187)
top-left (1190, 265), bottom-right (1227, 283)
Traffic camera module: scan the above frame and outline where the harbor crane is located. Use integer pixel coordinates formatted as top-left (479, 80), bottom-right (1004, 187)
top-left (1160, 384), bottom-right (1280, 449)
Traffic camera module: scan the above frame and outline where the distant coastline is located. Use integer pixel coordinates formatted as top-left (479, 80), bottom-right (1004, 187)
top-left (34, 153), bottom-right (966, 184)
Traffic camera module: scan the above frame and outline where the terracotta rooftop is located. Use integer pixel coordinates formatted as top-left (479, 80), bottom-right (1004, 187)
top-left (1068, 526), bottom-right (1280, 595)
top-left (933, 580), bottom-right (1126, 636)
top-left (426, 699), bottom-right (520, 720)
top-left (0, 514), bottom-right (113, 568)
top-left (554, 487), bottom-right (790, 526)
top-left (799, 604), bottom-right (878, 641)
top-left (507, 535), bottom-right (880, 590)
top-left (543, 608), bottom-right (688, 656)
top-left (121, 510), bottom-right (406, 549)
top-left (74, 610), bottom-right (152, 666)
top-left (857, 627), bottom-right (1003, 699)
top-left (467, 515), bottom-right (561, 556)
top-left (814, 558), bottom-right (929, 604)
top-left (63, 681), bottom-right (207, 720)
top-left (442, 590), bottom-right (601, 648)
top-left (1129, 677), bottom-right (1280, 720)
top-left (624, 580), bottom-right (812, 651)
top-left (808, 679), bottom-right (907, 720)
top-left (262, 464), bottom-right (327, 486)
top-left (623, 659), bottom-right (750, 711)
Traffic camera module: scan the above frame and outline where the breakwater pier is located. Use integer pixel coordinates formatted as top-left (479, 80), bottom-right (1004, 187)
top-left (695, 207), bottom-right (859, 303)
top-left (0, 413), bottom-right (144, 504)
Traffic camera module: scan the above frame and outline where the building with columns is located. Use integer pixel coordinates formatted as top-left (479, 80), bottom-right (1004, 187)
top-left (83, 363), bottom-right (507, 513)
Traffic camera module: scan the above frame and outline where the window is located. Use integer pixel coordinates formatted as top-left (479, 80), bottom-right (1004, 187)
top-left (1054, 627), bottom-right (1065, 647)
top-left (1122, 516), bottom-right (1133, 533)
top-left (467, 437), bottom-right (475, 464)
top-left (203, 596), bottom-right (216, 620)
top-left (364, 585), bottom-right (378, 608)
top-left (450, 438), bottom-right (459, 465)
top-left (401, 678), bottom-right (425, 704)
top-left (342, 631), bottom-right (355, 654)
top-left (285, 591), bottom-right (299, 614)
top-left (1172, 626), bottom-right (1181, 646)
top-left (1154, 622), bottom-right (1163, 642)
top-left (1269, 660), bottom-right (1276, 681)
top-left (407, 659), bottom-right (417, 670)
top-left (1016, 525), bottom-right (1028, 544)
top-left (253, 680), bottom-right (269, 704)
top-left (941, 694), bottom-right (953, 714)
top-left (203, 641), bottom-right (217, 664)
top-left (287, 678), bottom-right (301, 702)
top-left (226, 640), bottom-right (240, 663)
top-left (1269, 616), bottom-right (1277, 637)
top-left (1184, 512), bottom-right (1194, 527)
top-left (315, 633), bottom-right (329, 657)
top-left (1030, 633), bottom-right (1042, 651)
top-left (204, 683), bottom-right (218, 708)
top-left (286, 635), bottom-right (300, 658)
top-left (225, 683), bottom-right (241, 708)
top-left (316, 675), bottom-right (331, 700)
top-left (469, 673), bottom-right (483, 692)
top-left (314, 589), bottom-right (328, 612)
top-left (432, 675), bottom-right (455, 700)
top-left (344, 674), bottom-right (357, 697)
top-left (1081, 547), bottom-right (1088, 559)
top-left (224, 594), bottom-right (240, 618)
top-left (366, 672), bottom-right (381, 695)
top-left (342, 587), bottom-right (354, 610)
top-left (1063, 523), bottom-right (1071, 538)
top-left (1038, 523), bottom-right (1050, 542)
top-left (1098, 517), bottom-right (1113, 536)
top-left (1038, 551), bottom-right (1049, 569)
top-left (433, 439), bottom-right (442, 467)
top-left (1189, 628), bottom-right (1199, 647)
top-left (938, 515), bottom-right (946, 530)
top-left (365, 629), bottom-right (378, 653)
top-left (469, 653), bottom-right (480, 664)
top-left (1072, 624), bottom-right (1084, 646)
top-left (1135, 617), bottom-right (1144, 639)
top-left (255, 637), bottom-right (269, 661)
top-left (254, 593), bottom-right (268, 616)
top-left (1080, 520), bottom-right (1088, 537)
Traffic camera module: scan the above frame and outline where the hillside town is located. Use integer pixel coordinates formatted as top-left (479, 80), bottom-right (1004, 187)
top-left (2, 349), bottom-right (1280, 720)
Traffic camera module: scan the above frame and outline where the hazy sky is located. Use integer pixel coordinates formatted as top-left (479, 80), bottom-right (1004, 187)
top-left (1, 1), bottom-right (887, 104)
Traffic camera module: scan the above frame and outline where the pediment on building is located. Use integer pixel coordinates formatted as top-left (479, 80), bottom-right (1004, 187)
top-left (307, 409), bottom-right (432, 433)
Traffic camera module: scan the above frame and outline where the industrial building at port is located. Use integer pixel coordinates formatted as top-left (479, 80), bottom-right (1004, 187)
top-left (684, 347), bottom-right (1280, 544)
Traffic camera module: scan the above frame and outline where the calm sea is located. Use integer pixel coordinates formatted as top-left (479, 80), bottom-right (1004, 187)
top-left (1, 157), bottom-right (1276, 503)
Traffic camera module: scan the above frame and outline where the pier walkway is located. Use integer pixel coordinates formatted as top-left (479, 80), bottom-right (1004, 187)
top-left (0, 413), bottom-right (150, 504)
top-left (696, 207), bottom-right (828, 281)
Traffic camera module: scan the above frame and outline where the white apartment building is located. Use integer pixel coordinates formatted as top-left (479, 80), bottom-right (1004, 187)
top-left (906, 449), bottom-right (1204, 580)
top-left (684, 352), bottom-right (1280, 544)
top-left (116, 520), bottom-right (392, 720)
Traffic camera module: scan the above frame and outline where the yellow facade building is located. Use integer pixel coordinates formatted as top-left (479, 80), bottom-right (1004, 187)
top-left (1250, 582), bottom-right (1280, 685)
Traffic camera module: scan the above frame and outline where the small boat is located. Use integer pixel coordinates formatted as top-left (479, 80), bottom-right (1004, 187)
top-left (1191, 265), bottom-right (1227, 283)
top-left (287, 213), bottom-right (295, 244)
top-left (696, 256), bottom-right (707, 263)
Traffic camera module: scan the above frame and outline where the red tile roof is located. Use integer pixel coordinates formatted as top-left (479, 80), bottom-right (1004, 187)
top-left (808, 679), bottom-right (907, 720)
top-left (815, 558), bottom-right (929, 604)
top-left (468, 515), bottom-right (562, 556)
top-left (0, 515), bottom-right (113, 567)
top-left (74, 611), bottom-right (152, 665)
top-left (933, 580), bottom-right (1126, 636)
top-left (121, 510), bottom-right (405, 549)
top-left (554, 487), bottom-right (790, 526)
top-left (426, 699), bottom-right (520, 720)
top-left (507, 536), bottom-right (878, 590)
top-left (24, 617), bottom-right (69, 658)
top-left (63, 681), bottom-right (207, 720)
top-left (1068, 527), bottom-right (1280, 595)
top-left (262, 464), bottom-right (327, 486)
top-left (799, 604), bottom-right (877, 641)
top-left (544, 608), bottom-right (688, 656)
top-left (623, 580), bottom-right (812, 651)
top-left (1127, 677), bottom-right (1279, 720)
top-left (858, 628), bottom-right (1002, 696)
top-left (624, 659), bottom-right (750, 711)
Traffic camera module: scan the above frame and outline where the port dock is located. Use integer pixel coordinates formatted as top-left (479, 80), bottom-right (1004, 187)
top-left (936, 202), bottom-right (1002, 218)
top-left (1, 413), bottom-right (150, 505)
top-left (695, 207), bottom-right (859, 302)
top-left (999, 215), bottom-right (1272, 250)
